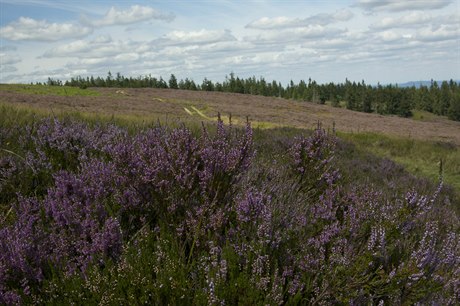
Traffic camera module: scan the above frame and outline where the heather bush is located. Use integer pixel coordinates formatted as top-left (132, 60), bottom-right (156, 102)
top-left (0, 117), bottom-right (458, 305)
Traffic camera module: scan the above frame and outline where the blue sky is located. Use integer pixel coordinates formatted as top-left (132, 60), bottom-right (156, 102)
top-left (0, 0), bottom-right (459, 85)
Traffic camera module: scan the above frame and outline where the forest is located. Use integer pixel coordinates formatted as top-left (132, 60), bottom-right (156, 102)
top-left (45, 72), bottom-right (460, 121)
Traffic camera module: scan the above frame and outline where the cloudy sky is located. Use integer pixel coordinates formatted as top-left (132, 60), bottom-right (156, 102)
top-left (0, 0), bottom-right (459, 85)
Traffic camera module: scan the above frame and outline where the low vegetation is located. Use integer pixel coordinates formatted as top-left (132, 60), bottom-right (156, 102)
top-left (0, 103), bottom-right (459, 304)
top-left (340, 132), bottom-right (460, 192)
top-left (2, 85), bottom-right (458, 193)
top-left (46, 72), bottom-right (460, 122)
top-left (0, 84), bottom-right (100, 97)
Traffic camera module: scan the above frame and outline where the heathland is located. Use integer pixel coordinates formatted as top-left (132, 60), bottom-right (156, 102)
top-left (0, 83), bottom-right (459, 304)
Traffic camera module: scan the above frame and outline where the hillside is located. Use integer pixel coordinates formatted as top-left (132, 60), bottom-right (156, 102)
top-left (1, 85), bottom-right (460, 145)
top-left (1, 84), bottom-right (459, 191)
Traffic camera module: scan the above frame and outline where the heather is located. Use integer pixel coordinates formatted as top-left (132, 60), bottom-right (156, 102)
top-left (0, 117), bottom-right (459, 305)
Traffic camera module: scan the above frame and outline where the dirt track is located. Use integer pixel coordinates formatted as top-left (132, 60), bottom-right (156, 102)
top-left (2, 87), bottom-right (460, 145)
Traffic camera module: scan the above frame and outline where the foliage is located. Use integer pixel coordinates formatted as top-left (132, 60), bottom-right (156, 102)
top-left (448, 92), bottom-right (460, 121)
top-left (0, 117), bottom-right (459, 305)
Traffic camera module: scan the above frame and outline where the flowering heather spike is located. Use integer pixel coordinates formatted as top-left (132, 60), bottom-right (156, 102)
top-left (290, 128), bottom-right (338, 193)
top-left (0, 290), bottom-right (21, 306)
top-left (430, 179), bottom-right (443, 205)
top-left (439, 231), bottom-right (459, 266)
top-left (42, 164), bottom-right (123, 274)
top-left (0, 196), bottom-right (49, 303)
top-left (411, 221), bottom-right (439, 271)
top-left (368, 225), bottom-right (386, 254)
top-left (236, 190), bottom-right (266, 223)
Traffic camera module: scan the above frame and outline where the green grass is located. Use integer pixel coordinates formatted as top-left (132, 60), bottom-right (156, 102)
top-left (339, 131), bottom-right (460, 192)
top-left (0, 84), bottom-right (100, 96)
top-left (0, 102), bottom-right (205, 136)
top-left (0, 102), bottom-right (156, 132)
top-left (411, 110), bottom-right (442, 122)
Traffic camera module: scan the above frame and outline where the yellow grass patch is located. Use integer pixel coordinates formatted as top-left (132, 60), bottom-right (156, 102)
top-left (190, 106), bottom-right (212, 120)
top-left (184, 107), bottom-right (194, 115)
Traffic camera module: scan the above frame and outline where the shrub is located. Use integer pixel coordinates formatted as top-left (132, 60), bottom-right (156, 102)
top-left (0, 118), bottom-right (458, 305)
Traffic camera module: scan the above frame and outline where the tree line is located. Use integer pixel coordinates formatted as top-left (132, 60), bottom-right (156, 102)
top-left (46, 72), bottom-right (460, 121)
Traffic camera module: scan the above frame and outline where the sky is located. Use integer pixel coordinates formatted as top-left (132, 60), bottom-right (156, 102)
top-left (0, 0), bottom-right (459, 85)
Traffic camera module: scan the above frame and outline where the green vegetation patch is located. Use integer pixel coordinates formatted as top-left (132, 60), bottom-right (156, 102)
top-left (340, 131), bottom-right (460, 192)
top-left (0, 102), bottom-right (204, 135)
top-left (0, 84), bottom-right (100, 97)
top-left (411, 110), bottom-right (443, 122)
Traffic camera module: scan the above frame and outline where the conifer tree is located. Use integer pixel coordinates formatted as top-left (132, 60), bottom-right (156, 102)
top-left (169, 74), bottom-right (178, 89)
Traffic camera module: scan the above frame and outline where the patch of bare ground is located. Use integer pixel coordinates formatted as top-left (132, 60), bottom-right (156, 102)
top-left (2, 87), bottom-right (460, 145)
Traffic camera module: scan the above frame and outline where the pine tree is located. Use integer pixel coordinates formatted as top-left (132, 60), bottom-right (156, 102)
top-left (202, 78), bottom-right (214, 91)
top-left (361, 89), bottom-right (373, 113)
top-left (169, 74), bottom-right (178, 89)
top-left (447, 92), bottom-right (460, 121)
top-left (439, 81), bottom-right (451, 116)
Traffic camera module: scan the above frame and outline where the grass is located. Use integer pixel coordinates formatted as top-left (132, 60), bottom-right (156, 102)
top-left (0, 102), bottom-right (192, 132)
top-left (411, 109), bottom-right (443, 122)
top-left (181, 105), bottom-right (286, 130)
top-left (0, 84), bottom-right (100, 96)
top-left (339, 131), bottom-right (460, 191)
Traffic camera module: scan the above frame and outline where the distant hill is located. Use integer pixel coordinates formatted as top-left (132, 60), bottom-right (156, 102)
top-left (397, 80), bottom-right (460, 88)
top-left (1, 85), bottom-right (459, 145)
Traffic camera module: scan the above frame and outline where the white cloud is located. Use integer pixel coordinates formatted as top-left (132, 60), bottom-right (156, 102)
top-left (41, 29), bottom-right (242, 78)
top-left (43, 29), bottom-right (237, 62)
top-left (0, 65), bottom-right (18, 73)
top-left (44, 40), bottom-right (94, 57)
top-left (43, 35), bottom-right (142, 58)
top-left (370, 12), bottom-right (432, 29)
top-left (376, 30), bottom-right (405, 42)
top-left (355, 0), bottom-right (452, 12)
top-left (141, 41), bottom-right (256, 63)
top-left (306, 9), bottom-right (354, 25)
top-left (312, 38), bottom-right (356, 49)
top-left (0, 46), bottom-right (17, 52)
top-left (160, 29), bottom-right (236, 45)
top-left (245, 25), bottom-right (346, 44)
top-left (66, 52), bottom-right (141, 68)
top-left (0, 47), bottom-right (21, 76)
top-left (0, 53), bottom-right (22, 65)
top-left (197, 41), bottom-right (255, 53)
top-left (246, 9), bottom-right (354, 29)
top-left (2, 1), bottom-right (458, 85)
top-left (246, 16), bottom-right (295, 30)
top-left (429, 13), bottom-right (460, 28)
top-left (0, 17), bottom-right (92, 41)
top-left (81, 5), bottom-right (174, 27)
top-left (114, 53), bottom-right (140, 62)
top-left (441, 13), bottom-right (460, 25)
top-left (414, 24), bottom-right (460, 41)
top-left (2, 67), bottom-right (90, 84)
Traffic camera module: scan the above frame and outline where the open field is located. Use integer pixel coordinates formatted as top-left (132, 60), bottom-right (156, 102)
top-left (1, 85), bottom-right (460, 144)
